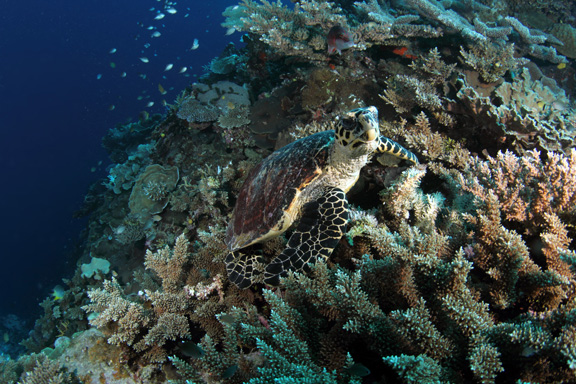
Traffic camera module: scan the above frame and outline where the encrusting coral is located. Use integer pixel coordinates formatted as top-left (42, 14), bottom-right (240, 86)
top-left (128, 164), bottom-right (180, 225)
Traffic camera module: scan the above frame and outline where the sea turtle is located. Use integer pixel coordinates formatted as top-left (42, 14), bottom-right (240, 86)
top-left (225, 106), bottom-right (418, 288)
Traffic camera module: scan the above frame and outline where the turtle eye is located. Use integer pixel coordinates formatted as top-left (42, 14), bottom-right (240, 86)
top-left (341, 117), bottom-right (357, 131)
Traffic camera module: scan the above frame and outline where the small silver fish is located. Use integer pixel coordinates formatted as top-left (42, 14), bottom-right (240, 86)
top-left (139, 57), bottom-right (149, 63)
top-left (164, 63), bottom-right (173, 71)
top-left (155, 13), bottom-right (165, 20)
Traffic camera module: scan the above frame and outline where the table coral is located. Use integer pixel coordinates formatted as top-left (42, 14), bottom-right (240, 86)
top-left (550, 23), bottom-right (576, 59)
top-left (176, 97), bottom-right (220, 124)
top-left (223, 0), bottom-right (349, 62)
top-left (451, 68), bottom-right (576, 155)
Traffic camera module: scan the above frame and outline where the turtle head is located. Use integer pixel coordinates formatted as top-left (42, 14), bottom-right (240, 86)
top-left (335, 106), bottom-right (380, 155)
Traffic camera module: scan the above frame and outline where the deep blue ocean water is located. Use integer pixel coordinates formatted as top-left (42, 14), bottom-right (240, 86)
top-left (0, 0), bottom-right (241, 323)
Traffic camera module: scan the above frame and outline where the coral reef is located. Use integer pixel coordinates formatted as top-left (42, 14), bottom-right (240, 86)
top-left (7, 0), bottom-right (576, 383)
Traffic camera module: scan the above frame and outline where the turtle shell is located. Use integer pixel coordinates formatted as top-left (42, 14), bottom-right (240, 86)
top-left (226, 130), bottom-right (335, 251)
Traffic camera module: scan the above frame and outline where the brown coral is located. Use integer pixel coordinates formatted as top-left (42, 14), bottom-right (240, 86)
top-left (129, 164), bottom-right (179, 224)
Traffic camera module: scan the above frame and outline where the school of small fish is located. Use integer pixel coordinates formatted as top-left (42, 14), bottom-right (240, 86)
top-left (97, 0), bottom-right (236, 113)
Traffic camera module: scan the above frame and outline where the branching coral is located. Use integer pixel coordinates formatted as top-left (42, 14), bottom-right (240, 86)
top-left (16, 353), bottom-right (69, 384)
top-left (83, 277), bottom-right (150, 347)
top-left (82, 237), bottom-right (198, 365)
top-left (460, 42), bottom-right (527, 83)
top-left (381, 48), bottom-right (457, 116)
top-left (448, 149), bottom-right (576, 310)
top-left (458, 149), bottom-right (576, 228)
top-left (381, 74), bottom-right (442, 113)
top-left (144, 234), bottom-right (190, 293)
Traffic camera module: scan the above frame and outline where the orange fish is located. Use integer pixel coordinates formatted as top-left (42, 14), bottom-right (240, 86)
top-left (392, 46), bottom-right (417, 60)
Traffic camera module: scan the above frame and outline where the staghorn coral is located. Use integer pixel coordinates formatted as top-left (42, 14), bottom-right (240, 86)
top-left (81, 228), bottom-right (256, 379)
top-left (170, 288), bottom-right (368, 383)
top-left (404, 0), bottom-right (490, 42)
top-left (396, 112), bottom-right (470, 167)
top-left (380, 47), bottom-right (458, 118)
top-left (353, 0), bottom-right (442, 46)
top-left (447, 149), bottom-right (576, 311)
top-left (497, 16), bottom-right (567, 63)
top-left (144, 234), bottom-right (190, 293)
top-left (225, 0), bottom-right (442, 63)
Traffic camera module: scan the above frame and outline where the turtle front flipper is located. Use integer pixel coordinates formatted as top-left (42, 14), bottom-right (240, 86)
top-left (263, 187), bottom-right (349, 286)
top-left (377, 136), bottom-right (419, 164)
top-left (225, 250), bottom-right (264, 289)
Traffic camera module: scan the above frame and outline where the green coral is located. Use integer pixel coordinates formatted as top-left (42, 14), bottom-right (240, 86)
top-left (382, 354), bottom-right (443, 384)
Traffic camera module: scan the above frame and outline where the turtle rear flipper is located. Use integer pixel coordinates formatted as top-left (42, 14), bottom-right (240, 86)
top-left (263, 187), bottom-right (349, 286)
top-left (225, 249), bottom-right (264, 289)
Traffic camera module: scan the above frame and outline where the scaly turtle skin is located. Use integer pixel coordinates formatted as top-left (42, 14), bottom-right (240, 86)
top-left (225, 106), bottom-right (418, 288)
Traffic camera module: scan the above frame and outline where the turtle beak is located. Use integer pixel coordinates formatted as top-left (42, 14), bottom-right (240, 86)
top-left (365, 128), bottom-right (378, 141)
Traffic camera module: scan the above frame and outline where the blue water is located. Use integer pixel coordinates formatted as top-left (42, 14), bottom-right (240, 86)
top-left (0, 0), bottom-right (241, 321)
